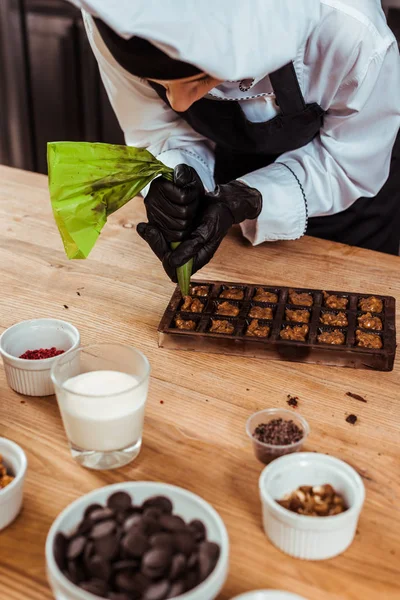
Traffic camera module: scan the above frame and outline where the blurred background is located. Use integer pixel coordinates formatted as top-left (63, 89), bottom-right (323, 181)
top-left (0, 0), bottom-right (399, 175)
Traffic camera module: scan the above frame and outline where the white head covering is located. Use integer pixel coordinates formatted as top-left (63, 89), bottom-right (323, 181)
top-left (67, 0), bottom-right (320, 80)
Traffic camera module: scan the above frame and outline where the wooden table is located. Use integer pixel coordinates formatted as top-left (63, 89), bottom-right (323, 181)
top-left (0, 165), bottom-right (399, 600)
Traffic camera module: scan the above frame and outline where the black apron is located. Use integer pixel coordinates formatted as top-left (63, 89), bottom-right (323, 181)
top-left (148, 64), bottom-right (400, 255)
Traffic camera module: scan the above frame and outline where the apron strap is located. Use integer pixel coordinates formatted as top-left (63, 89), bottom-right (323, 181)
top-left (269, 63), bottom-right (306, 115)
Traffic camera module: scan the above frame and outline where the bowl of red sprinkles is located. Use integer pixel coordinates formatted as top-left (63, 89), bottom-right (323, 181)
top-left (0, 318), bottom-right (80, 396)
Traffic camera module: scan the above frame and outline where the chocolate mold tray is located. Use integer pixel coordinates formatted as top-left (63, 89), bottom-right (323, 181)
top-left (158, 281), bottom-right (396, 371)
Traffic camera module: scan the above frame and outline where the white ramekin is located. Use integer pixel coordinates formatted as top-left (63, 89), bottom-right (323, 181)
top-left (231, 592), bottom-right (309, 600)
top-left (259, 452), bottom-right (365, 561)
top-left (0, 319), bottom-right (80, 396)
top-left (46, 481), bottom-right (229, 600)
top-left (0, 437), bottom-right (28, 530)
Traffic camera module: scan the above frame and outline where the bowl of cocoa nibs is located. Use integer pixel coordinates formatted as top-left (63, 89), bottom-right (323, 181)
top-left (246, 409), bottom-right (310, 465)
top-left (0, 318), bottom-right (80, 396)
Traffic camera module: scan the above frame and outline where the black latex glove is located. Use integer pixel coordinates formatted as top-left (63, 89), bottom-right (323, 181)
top-left (137, 163), bottom-right (204, 243)
top-left (138, 179), bottom-right (262, 281)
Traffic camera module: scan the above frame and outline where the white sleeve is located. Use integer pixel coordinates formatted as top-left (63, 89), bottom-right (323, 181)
top-left (82, 11), bottom-right (216, 192)
top-left (239, 39), bottom-right (400, 245)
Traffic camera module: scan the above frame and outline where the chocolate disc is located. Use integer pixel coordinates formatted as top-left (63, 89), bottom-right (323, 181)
top-left (143, 579), bottom-right (170, 600)
top-left (159, 514), bottom-right (186, 533)
top-left (90, 508), bottom-right (115, 523)
top-left (84, 503), bottom-right (103, 519)
top-left (142, 548), bottom-right (172, 579)
top-left (143, 496), bottom-right (173, 514)
top-left (166, 580), bottom-right (186, 598)
top-left (108, 593), bottom-right (132, 600)
top-left (169, 553), bottom-right (186, 580)
top-left (80, 579), bottom-right (109, 596)
top-left (87, 555), bottom-right (111, 581)
top-left (54, 532), bottom-right (67, 571)
top-left (123, 514), bottom-right (144, 533)
top-left (94, 534), bottom-right (120, 560)
top-left (91, 519), bottom-right (117, 540)
top-left (173, 531), bottom-right (195, 556)
top-left (113, 559), bottom-right (140, 573)
top-left (67, 536), bottom-right (86, 560)
top-left (149, 532), bottom-right (175, 551)
top-left (107, 491), bottom-right (132, 512)
top-left (188, 519), bottom-right (206, 542)
top-left (122, 530), bottom-right (150, 558)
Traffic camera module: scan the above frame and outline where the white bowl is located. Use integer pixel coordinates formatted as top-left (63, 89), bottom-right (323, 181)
top-left (0, 318), bottom-right (80, 396)
top-left (259, 453), bottom-right (365, 561)
top-left (46, 481), bottom-right (229, 600)
top-left (0, 438), bottom-right (28, 530)
top-left (232, 592), bottom-right (308, 600)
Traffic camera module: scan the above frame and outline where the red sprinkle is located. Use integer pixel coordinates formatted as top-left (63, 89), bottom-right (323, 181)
top-left (19, 347), bottom-right (65, 360)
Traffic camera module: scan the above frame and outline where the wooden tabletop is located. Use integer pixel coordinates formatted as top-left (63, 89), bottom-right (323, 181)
top-left (0, 165), bottom-right (399, 600)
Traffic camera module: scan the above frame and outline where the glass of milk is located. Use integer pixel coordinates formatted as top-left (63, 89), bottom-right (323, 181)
top-left (51, 344), bottom-right (150, 470)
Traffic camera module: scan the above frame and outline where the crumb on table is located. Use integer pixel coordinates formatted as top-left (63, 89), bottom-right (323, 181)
top-left (358, 296), bottom-right (383, 313)
top-left (246, 319), bottom-right (270, 338)
top-left (219, 287), bottom-right (244, 300)
top-left (249, 305), bottom-right (274, 319)
top-left (288, 290), bottom-right (313, 307)
top-left (210, 319), bottom-right (235, 334)
top-left (174, 317), bottom-right (197, 331)
top-left (317, 330), bottom-right (345, 345)
top-left (216, 301), bottom-right (240, 317)
top-left (181, 296), bottom-right (204, 313)
top-left (323, 292), bottom-right (348, 310)
top-left (356, 330), bottom-right (382, 349)
top-left (358, 313), bottom-right (383, 330)
top-left (280, 324), bottom-right (309, 341)
top-left (285, 308), bottom-right (310, 323)
top-left (320, 311), bottom-right (348, 327)
top-left (253, 288), bottom-right (278, 303)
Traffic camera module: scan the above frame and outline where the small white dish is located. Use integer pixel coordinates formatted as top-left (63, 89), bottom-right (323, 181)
top-left (259, 452), bottom-right (365, 561)
top-left (46, 481), bottom-right (229, 600)
top-left (232, 592), bottom-right (308, 600)
top-left (0, 318), bottom-right (80, 396)
top-left (0, 437), bottom-right (28, 530)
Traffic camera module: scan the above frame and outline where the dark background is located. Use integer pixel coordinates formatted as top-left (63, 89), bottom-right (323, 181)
top-left (0, 0), bottom-right (399, 175)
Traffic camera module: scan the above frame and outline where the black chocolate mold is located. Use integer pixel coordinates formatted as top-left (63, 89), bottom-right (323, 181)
top-left (158, 281), bottom-right (396, 371)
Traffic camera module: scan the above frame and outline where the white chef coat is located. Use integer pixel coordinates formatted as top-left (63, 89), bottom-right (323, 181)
top-left (79, 0), bottom-right (400, 245)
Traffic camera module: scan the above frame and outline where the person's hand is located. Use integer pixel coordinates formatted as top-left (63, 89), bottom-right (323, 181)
top-left (137, 163), bottom-right (204, 244)
top-left (138, 180), bottom-right (262, 281)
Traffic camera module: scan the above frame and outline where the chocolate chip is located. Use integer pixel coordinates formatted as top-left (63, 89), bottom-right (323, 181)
top-left (188, 519), bottom-right (206, 542)
top-left (67, 536), bottom-right (86, 560)
top-left (142, 548), bottom-right (172, 579)
top-left (84, 503), bottom-right (103, 519)
top-left (346, 414), bottom-right (358, 425)
top-left (169, 553), bottom-right (186, 580)
top-left (94, 534), bottom-right (120, 560)
top-left (87, 555), bottom-right (111, 581)
top-left (80, 579), bottom-right (109, 596)
top-left (173, 531), bottom-right (195, 556)
top-left (166, 580), bottom-right (186, 598)
top-left (143, 580), bottom-right (170, 600)
top-left (90, 508), bottom-right (115, 523)
top-left (122, 530), bottom-right (150, 558)
top-left (91, 520), bottom-right (117, 539)
top-left (159, 514), bottom-right (186, 532)
top-left (143, 496), bottom-right (173, 514)
top-left (107, 492), bottom-right (132, 512)
top-left (149, 532), bottom-right (175, 550)
top-left (54, 532), bottom-right (67, 571)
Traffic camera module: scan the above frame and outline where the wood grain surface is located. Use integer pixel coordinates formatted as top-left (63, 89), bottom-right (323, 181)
top-left (0, 165), bottom-right (399, 600)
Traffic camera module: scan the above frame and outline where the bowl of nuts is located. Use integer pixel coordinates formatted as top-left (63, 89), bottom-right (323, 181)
top-left (0, 437), bottom-right (28, 530)
top-left (259, 452), bottom-right (365, 560)
top-left (45, 481), bottom-right (229, 600)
